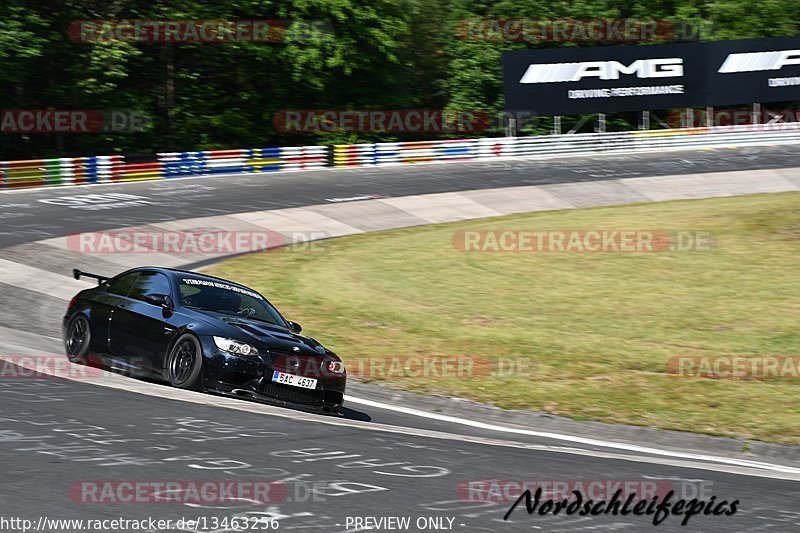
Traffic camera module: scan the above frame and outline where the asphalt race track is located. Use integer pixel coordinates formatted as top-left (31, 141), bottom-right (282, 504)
top-left (2, 146), bottom-right (800, 532)
top-left (2, 369), bottom-right (799, 533)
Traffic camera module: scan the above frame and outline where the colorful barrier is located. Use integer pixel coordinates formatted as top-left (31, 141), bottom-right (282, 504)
top-left (0, 145), bottom-right (329, 189)
top-left (333, 137), bottom-right (548, 166)
top-left (157, 146), bottom-right (327, 178)
top-left (278, 146), bottom-right (327, 170)
top-left (243, 148), bottom-right (280, 173)
top-left (159, 151), bottom-right (204, 177)
top-left (333, 143), bottom-right (376, 166)
top-left (117, 161), bottom-right (163, 182)
top-left (5, 124), bottom-right (800, 189)
top-left (83, 155), bottom-right (124, 184)
top-left (0, 155), bottom-right (124, 188)
top-left (333, 124), bottom-right (800, 167)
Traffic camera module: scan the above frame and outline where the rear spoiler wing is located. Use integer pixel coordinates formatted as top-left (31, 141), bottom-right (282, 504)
top-left (73, 268), bottom-right (109, 285)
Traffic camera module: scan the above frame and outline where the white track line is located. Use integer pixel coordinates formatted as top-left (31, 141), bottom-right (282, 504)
top-left (345, 396), bottom-right (800, 476)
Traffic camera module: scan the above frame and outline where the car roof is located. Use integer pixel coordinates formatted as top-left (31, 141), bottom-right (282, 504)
top-left (119, 266), bottom-right (278, 311)
top-left (124, 266), bottom-right (254, 290)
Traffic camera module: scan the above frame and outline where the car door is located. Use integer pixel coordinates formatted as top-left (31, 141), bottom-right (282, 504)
top-left (88, 271), bottom-right (140, 353)
top-left (109, 271), bottom-right (176, 377)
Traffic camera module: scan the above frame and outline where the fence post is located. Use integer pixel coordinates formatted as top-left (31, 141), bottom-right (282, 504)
top-left (596, 113), bottom-right (606, 133)
top-left (506, 116), bottom-right (516, 137)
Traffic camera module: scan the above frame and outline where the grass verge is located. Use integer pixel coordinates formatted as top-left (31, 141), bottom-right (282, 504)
top-left (206, 192), bottom-right (800, 444)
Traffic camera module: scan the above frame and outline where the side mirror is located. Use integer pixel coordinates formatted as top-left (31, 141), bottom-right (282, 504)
top-left (145, 293), bottom-right (171, 309)
top-left (287, 321), bottom-right (302, 334)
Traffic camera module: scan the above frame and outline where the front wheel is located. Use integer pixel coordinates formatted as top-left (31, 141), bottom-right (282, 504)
top-left (65, 314), bottom-right (91, 364)
top-left (165, 334), bottom-right (203, 390)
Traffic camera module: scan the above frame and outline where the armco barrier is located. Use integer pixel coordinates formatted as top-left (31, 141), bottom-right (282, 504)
top-left (79, 155), bottom-right (125, 184)
top-left (158, 146), bottom-right (328, 177)
top-left (333, 143), bottom-right (376, 166)
top-left (159, 151), bottom-right (203, 177)
top-left (0, 145), bottom-right (328, 189)
top-left (117, 160), bottom-right (163, 181)
top-left (0, 155), bottom-right (124, 188)
top-left (334, 123), bottom-right (800, 167)
top-left (278, 146), bottom-right (328, 170)
top-left (4, 124), bottom-right (800, 189)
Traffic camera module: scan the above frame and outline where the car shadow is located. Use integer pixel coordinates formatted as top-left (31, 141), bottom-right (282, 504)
top-left (339, 406), bottom-right (371, 422)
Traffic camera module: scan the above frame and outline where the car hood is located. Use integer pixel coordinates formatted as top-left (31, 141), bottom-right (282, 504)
top-left (189, 310), bottom-right (331, 359)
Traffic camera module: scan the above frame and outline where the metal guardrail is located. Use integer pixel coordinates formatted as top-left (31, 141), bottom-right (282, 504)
top-left (334, 124), bottom-right (800, 166)
top-left (158, 146), bottom-right (327, 177)
top-left (0, 146), bottom-right (327, 188)
top-left (3, 124), bottom-right (800, 188)
top-left (0, 156), bottom-right (123, 187)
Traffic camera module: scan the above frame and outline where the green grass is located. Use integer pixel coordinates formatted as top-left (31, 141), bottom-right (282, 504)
top-left (206, 192), bottom-right (800, 444)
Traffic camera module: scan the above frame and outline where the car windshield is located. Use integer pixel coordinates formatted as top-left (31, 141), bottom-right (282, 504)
top-left (178, 277), bottom-right (286, 327)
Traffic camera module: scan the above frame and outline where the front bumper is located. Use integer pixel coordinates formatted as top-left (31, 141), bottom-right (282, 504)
top-left (199, 336), bottom-right (346, 412)
top-left (212, 387), bottom-right (345, 416)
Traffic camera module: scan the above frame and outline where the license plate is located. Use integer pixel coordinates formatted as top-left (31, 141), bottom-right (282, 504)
top-left (272, 371), bottom-right (317, 389)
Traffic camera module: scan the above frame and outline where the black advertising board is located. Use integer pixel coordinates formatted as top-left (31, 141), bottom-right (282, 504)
top-left (706, 36), bottom-right (800, 106)
top-left (502, 43), bottom-right (708, 114)
top-left (503, 37), bottom-right (800, 115)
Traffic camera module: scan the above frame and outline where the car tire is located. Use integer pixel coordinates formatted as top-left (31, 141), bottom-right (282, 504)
top-left (65, 314), bottom-right (91, 364)
top-left (166, 334), bottom-right (203, 390)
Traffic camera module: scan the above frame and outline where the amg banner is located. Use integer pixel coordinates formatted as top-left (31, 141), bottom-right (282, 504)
top-left (503, 37), bottom-right (800, 115)
top-left (708, 36), bottom-right (800, 106)
top-left (502, 42), bottom-right (707, 115)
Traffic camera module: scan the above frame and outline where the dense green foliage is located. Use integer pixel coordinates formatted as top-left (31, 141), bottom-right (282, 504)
top-left (0, 0), bottom-right (797, 158)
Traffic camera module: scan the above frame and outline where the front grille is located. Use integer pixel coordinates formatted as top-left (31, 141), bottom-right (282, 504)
top-left (261, 381), bottom-right (324, 405)
top-left (267, 348), bottom-right (306, 360)
top-left (269, 350), bottom-right (326, 376)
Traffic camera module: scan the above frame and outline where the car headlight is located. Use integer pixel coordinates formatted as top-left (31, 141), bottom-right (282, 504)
top-left (213, 336), bottom-right (258, 357)
top-left (326, 360), bottom-right (345, 374)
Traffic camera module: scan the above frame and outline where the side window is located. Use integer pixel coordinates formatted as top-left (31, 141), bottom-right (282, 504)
top-left (129, 272), bottom-right (172, 302)
top-left (106, 272), bottom-right (139, 297)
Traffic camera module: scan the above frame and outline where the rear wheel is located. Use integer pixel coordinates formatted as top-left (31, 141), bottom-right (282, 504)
top-left (166, 334), bottom-right (203, 390)
top-left (65, 315), bottom-right (91, 364)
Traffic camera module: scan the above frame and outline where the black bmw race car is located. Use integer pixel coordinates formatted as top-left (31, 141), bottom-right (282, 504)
top-left (63, 267), bottom-right (346, 414)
